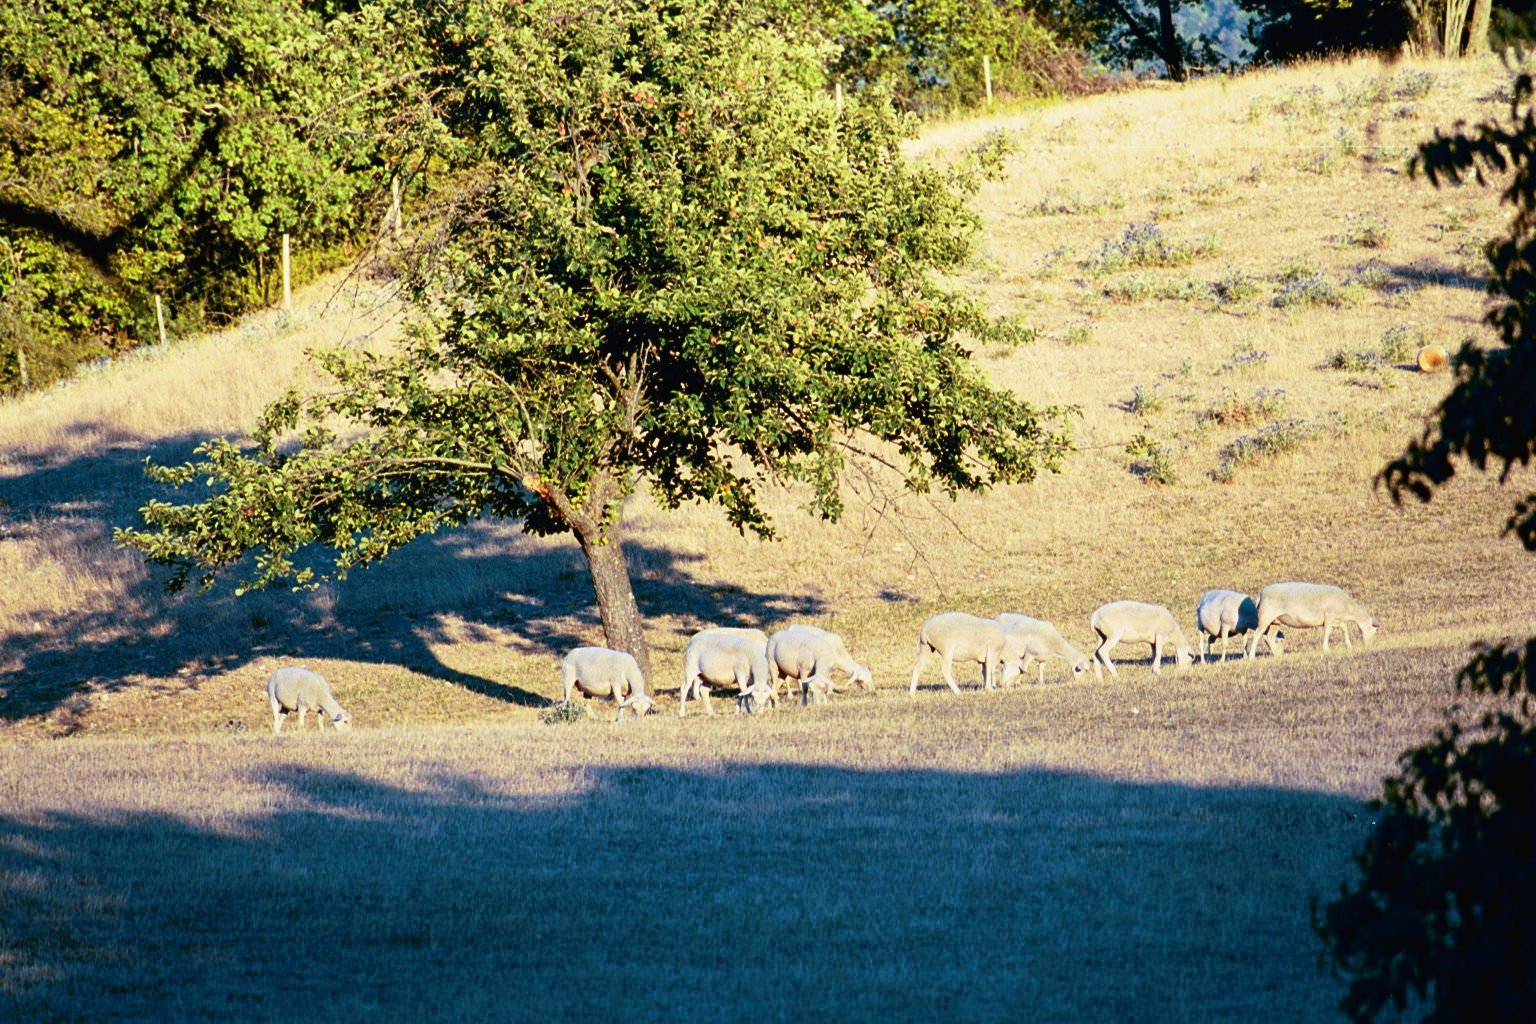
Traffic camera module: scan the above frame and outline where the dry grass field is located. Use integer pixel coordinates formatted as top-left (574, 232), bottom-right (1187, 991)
top-left (3, 54), bottom-right (1535, 1021)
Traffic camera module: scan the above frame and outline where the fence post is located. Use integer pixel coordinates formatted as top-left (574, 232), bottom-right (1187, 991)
top-left (984, 55), bottom-right (994, 105)
top-left (16, 346), bottom-right (28, 390)
top-left (390, 175), bottom-right (402, 243)
top-left (835, 81), bottom-right (843, 113)
top-left (282, 232), bottom-right (292, 310)
top-left (155, 295), bottom-right (168, 345)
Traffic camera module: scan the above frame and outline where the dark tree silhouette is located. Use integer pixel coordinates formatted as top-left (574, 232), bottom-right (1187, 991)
top-left (1316, 73), bottom-right (1536, 1023)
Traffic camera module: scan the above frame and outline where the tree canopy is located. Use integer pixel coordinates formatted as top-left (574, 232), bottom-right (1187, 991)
top-left (117, 0), bottom-right (1070, 677)
top-left (0, 0), bottom-right (418, 390)
top-left (1316, 71), bottom-right (1536, 1023)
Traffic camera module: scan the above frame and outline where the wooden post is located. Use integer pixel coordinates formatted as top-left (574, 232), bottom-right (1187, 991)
top-left (16, 346), bottom-right (28, 391)
top-left (984, 55), bottom-right (994, 105)
top-left (154, 295), bottom-right (167, 345)
top-left (390, 175), bottom-right (402, 242)
top-left (835, 82), bottom-right (843, 113)
top-left (282, 232), bottom-right (292, 310)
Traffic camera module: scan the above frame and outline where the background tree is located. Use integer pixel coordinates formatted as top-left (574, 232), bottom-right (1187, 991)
top-left (0, 0), bottom-right (414, 393)
top-left (1316, 71), bottom-right (1536, 1023)
top-left (116, 0), bottom-right (1070, 678)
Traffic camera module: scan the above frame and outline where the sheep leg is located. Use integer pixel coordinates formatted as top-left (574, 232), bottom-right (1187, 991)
top-left (1218, 627), bottom-right (1232, 662)
top-left (297, 706), bottom-right (309, 730)
top-left (1095, 630), bottom-right (1123, 678)
top-left (981, 650), bottom-right (999, 691)
top-left (1152, 636), bottom-right (1164, 675)
top-left (699, 683), bottom-right (716, 717)
top-left (1246, 613), bottom-right (1278, 659)
top-left (270, 699), bottom-right (284, 734)
top-left (678, 677), bottom-right (694, 718)
top-left (1321, 620), bottom-right (1333, 652)
top-left (939, 651), bottom-right (963, 694)
top-left (1341, 619), bottom-right (1354, 649)
top-left (908, 644), bottom-right (931, 695)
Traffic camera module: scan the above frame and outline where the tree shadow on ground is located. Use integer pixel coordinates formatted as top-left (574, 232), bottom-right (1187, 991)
top-left (0, 758), bottom-right (1366, 1023)
top-left (0, 429), bottom-right (824, 723)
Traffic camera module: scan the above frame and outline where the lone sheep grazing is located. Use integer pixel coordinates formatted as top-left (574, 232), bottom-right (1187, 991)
top-left (908, 612), bottom-right (1022, 695)
top-left (1194, 589), bottom-right (1266, 662)
top-left (1089, 601), bottom-right (1194, 679)
top-left (681, 630), bottom-right (772, 717)
top-left (267, 667), bottom-right (352, 734)
top-left (561, 646), bottom-right (655, 722)
top-left (1245, 582), bottom-right (1379, 658)
top-left (995, 614), bottom-right (1091, 684)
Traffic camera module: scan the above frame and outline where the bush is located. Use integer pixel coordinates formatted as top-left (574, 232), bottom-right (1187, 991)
top-left (1084, 222), bottom-right (1217, 276)
top-left (539, 700), bottom-right (587, 725)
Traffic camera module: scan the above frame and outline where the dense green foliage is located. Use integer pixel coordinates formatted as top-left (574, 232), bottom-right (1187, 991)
top-left (117, 0), bottom-right (1070, 671)
top-left (0, 0), bottom-right (416, 393)
top-left (1317, 74), bottom-right (1536, 1023)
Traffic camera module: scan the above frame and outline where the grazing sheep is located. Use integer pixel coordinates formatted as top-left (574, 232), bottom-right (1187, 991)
top-left (1194, 589), bottom-right (1266, 662)
top-left (995, 614), bottom-right (1092, 684)
top-left (1244, 582), bottom-right (1379, 658)
top-left (1089, 601), bottom-right (1194, 679)
top-left (766, 625), bottom-right (873, 705)
top-left (908, 612), bottom-right (1023, 695)
top-left (735, 678), bottom-right (778, 715)
top-left (681, 631), bottom-right (772, 717)
top-left (267, 667), bottom-right (353, 734)
top-left (561, 646), bottom-right (655, 722)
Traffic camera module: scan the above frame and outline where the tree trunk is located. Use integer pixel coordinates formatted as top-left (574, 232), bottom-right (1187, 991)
top-left (1466, 0), bottom-right (1492, 55)
top-left (1157, 0), bottom-right (1187, 82)
top-left (575, 525), bottom-right (653, 683)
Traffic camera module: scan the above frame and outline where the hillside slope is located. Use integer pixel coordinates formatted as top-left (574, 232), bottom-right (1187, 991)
top-left (1, 54), bottom-right (1532, 737)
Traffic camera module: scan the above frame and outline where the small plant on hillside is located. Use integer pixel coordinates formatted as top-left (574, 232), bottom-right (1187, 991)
top-left (1325, 346), bottom-right (1383, 372)
top-left (539, 700), bottom-right (587, 725)
top-left (1219, 347), bottom-right (1269, 374)
top-left (1125, 433), bottom-right (1177, 485)
top-left (1212, 268), bottom-right (1260, 304)
top-left (1198, 386), bottom-right (1286, 427)
top-left (1377, 325), bottom-right (1420, 364)
top-left (1126, 384), bottom-right (1165, 416)
top-left (1059, 320), bottom-right (1094, 345)
top-left (1084, 222), bottom-right (1216, 275)
top-left (1342, 213), bottom-right (1391, 248)
top-left (1392, 69), bottom-right (1436, 100)
top-left (1100, 274), bottom-right (1157, 303)
top-left (1273, 267), bottom-right (1362, 309)
top-left (1347, 259), bottom-right (1395, 292)
top-left (1224, 418), bottom-right (1316, 468)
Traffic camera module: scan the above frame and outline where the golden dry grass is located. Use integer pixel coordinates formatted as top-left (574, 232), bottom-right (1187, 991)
top-left (2, 54), bottom-right (1534, 1021)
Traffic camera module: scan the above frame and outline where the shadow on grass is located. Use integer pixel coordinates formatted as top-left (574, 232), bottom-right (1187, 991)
top-left (0, 758), bottom-right (1365, 1023)
top-left (0, 429), bottom-right (824, 723)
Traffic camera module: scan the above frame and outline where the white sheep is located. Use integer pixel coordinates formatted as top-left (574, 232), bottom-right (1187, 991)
top-left (908, 612), bottom-right (1023, 694)
top-left (995, 614), bottom-right (1091, 684)
top-left (1244, 582), bottom-right (1379, 658)
top-left (267, 667), bottom-right (353, 734)
top-left (765, 625), bottom-right (873, 703)
top-left (1089, 601), bottom-right (1194, 679)
top-left (680, 630), bottom-right (772, 717)
top-left (1194, 589), bottom-right (1267, 662)
top-left (560, 646), bottom-right (655, 722)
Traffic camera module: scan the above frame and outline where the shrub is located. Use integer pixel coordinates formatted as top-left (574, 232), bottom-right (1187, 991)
top-left (1342, 213), bottom-right (1391, 248)
top-left (1127, 384), bottom-right (1165, 416)
top-left (1224, 418), bottom-right (1316, 466)
top-left (1125, 433), bottom-right (1177, 485)
top-left (1198, 386), bottom-right (1286, 427)
top-left (539, 700), bottom-right (587, 725)
top-left (1084, 222), bottom-right (1217, 275)
top-left (1274, 269), bottom-right (1362, 309)
top-left (1219, 347), bottom-right (1270, 374)
top-left (1378, 325), bottom-right (1421, 363)
top-left (1213, 268), bottom-right (1261, 304)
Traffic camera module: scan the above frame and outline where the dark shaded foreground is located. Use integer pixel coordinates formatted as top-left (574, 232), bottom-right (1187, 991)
top-left (0, 759), bottom-right (1362, 1023)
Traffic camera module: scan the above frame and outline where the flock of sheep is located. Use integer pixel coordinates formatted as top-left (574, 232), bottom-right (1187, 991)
top-left (264, 581), bottom-right (1379, 731)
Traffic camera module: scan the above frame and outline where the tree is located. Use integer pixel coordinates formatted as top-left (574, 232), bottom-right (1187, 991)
top-left (1095, 0), bottom-right (1191, 79)
top-left (0, 0), bottom-right (411, 392)
top-left (116, 0), bottom-right (1070, 679)
top-left (1315, 72), bottom-right (1536, 1023)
